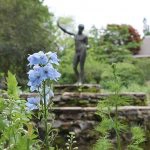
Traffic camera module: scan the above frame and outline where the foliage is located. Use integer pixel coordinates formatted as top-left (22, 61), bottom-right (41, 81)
top-left (56, 20), bottom-right (147, 91)
top-left (0, 0), bottom-right (56, 86)
top-left (59, 48), bottom-right (107, 84)
top-left (127, 127), bottom-right (145, 150)
top-left (88, 25), bottom-right (145, 88)
top-left (105, 24), bottom-right (141, 55)
top-left (60, 22), bottom-right (144, 85)
top-left (6, 71), bottom-right (20, 99)
top-left (0, 72), bottom-right (39, 150)
top-left (127, 25), bottom-right (142, 54)
top-left (84, 56), bottom-right (105, 84)
top-left (65, 132), bottom-right (78, 150)
top-left (94, 64), bottom-right (145, 150)
top-left (120, 83), bottom-right (150, 93)
top-left (93, 138), bottom-right (112, 150)
top-left (89, 24), bottom-right (141, 64)
top-left (101, 62), bottom-right (144, 89)
top-left (134, 58), bottom-right (150, 82)
top-left (58, 45), bottom-right (75, 84)
top-left (0, 52), bottom-right (79, 150)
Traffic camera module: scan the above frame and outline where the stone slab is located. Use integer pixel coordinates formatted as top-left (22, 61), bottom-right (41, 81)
top-left (53, 84), bottom-right (101, 92)
top-left (19, 92), bottom-right (146, 106)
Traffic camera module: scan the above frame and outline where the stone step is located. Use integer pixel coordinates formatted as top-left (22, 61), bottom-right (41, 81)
top-left (52, 106), bottom-right (150, 128)
top-left (51, 106), bottom-right (150, 150)
top-left (53, 84), bottom-right (101, 92)
top-left (20, 92), bottom-right (147, 106)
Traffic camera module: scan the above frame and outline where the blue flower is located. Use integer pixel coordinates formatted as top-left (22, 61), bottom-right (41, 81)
top-left (47, 52), bottom-right (59, 65)
top-left (41, 63), bottom-right (53, 80)
top-left (28, 69), bottom-right (43, 86)
top-left (26, 97), bottom-right (40, 110)
top-left (40, 86), bottom-right (54, 105)
top-left (39, 63), bottom-right (61, 81)
top-left (27, 68), bottom-right (43, 91)
top-left (45, 67), bottom-right (61, 81)
top-left (28, 53), bottom-right (40, 66)
top-left (28, 51), bottom-right (48, 66)
top-left (50, 69), bottom-right (61, 81)
top-left (38, 51), bottom-right (48, 65)
top-left (27, 51), bottom-right (61, 92)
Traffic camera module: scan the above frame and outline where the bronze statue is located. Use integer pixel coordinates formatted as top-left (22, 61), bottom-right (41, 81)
top-left (57, 20), bottom-right (89, 84)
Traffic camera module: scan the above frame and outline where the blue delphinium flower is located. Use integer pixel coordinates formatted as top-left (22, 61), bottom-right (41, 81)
top-left (28, 52), bottom-right (40, 66)
top-left (42, 65), bottom-right (61, 81)
top-left (28, 51), bottom-right (48, 66)
top-left (42, 63), bottom-right (53, 80)
top-left (27, 51), bottom-right (61, 149)
top-left (27, 51), bottom-right (61, 91)
top-left (47, 52), bottom-right (59, 65)
top-left (38, 51), bottom-right (48, 65)
top-left (49, 68), bottom-right (61, 81)
top-left (26, 97), bottom-right (40, 110)
top-left (27, 68), bottom-right (43, 91)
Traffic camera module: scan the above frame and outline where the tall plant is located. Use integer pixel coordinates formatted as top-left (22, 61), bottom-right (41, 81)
top-left (93, 64), bottom-right (145, 150)
top-left (27, 51), bottom-right (61, 149)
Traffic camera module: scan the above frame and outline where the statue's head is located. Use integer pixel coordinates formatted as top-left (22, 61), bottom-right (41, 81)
top-left (78, 24), bottom-right (84, 31)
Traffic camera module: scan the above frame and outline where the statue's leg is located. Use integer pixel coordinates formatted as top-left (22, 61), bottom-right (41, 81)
top-left (79, 50), bottom-right (86, 83)
top-left (73, 53), bottom-right (79, 82)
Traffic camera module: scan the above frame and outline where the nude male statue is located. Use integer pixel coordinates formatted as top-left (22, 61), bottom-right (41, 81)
top-left (57, 20), bottom-right (89, 84)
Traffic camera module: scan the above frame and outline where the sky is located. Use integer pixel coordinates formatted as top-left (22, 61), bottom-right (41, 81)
top-left (43, 0), bottom-right (150, 35)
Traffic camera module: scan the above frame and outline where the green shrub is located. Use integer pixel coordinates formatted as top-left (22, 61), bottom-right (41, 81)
top-left (101, 63), bottom-right (144, 89)
top-left (135, 58), bottom-right (150, 82)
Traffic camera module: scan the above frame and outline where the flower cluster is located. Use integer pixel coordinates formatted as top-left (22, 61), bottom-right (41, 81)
top-left (27, 51), bottom-right (61, 91)
top-left (26, 97), bottom-right (40, 111)
top-left (26, 86), bottom-right (54, 111)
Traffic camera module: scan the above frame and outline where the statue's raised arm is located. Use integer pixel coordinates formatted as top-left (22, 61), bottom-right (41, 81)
top-left (57, 20), bottom-right (75, 36)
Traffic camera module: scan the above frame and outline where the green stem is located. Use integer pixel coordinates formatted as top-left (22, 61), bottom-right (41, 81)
top-left (108, 106), bottom-right (120, 149)
top-left (11, 100), bottom-right (17, 145)
top-left (113, 64), bottom-right (121, 150)
top-left (12, 127), bottom-right (17, 144)
top-left (27, 138), bottom-right (30, 150)
top-left (8, 99), bottom-right (17, 148)
top-left (43, 82), bottom-right (49, 150)
top-left (115, 103), bottom-right (121, 150)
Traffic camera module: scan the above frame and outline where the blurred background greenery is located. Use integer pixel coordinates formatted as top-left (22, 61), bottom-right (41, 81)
top-left (0, 0), bottom-right (150, 92)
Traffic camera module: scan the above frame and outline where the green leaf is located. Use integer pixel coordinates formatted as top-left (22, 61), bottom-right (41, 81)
top-left (93, 138), bottom-right (112, 150)
top-left (6, 71), bottom-right (19, 99)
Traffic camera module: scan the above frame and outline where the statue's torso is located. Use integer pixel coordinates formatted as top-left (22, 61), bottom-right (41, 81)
top-left (75, 34), bottom-right (87, 52)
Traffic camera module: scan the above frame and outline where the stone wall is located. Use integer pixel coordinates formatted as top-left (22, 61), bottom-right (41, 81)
top-left (1, 84), bottom-right (150, 149)
top-left (18, 84), bottom-right (150, 149)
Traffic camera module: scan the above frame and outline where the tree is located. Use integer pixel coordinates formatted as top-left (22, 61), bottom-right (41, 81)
top-left (0, 0), bottom-right (56, 86)
top-left (88, 25), bottom-right (144, 87)
top-left (89, 24), bottom-right (141, 63)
